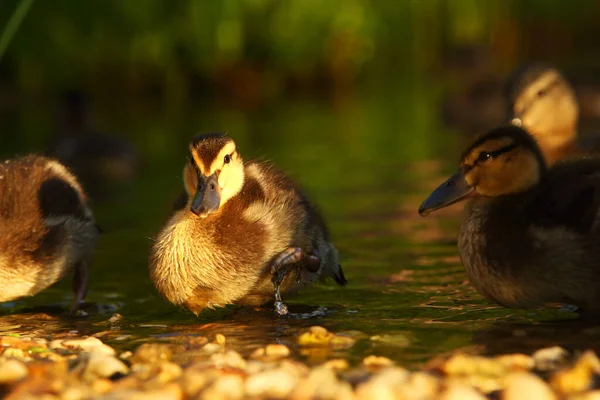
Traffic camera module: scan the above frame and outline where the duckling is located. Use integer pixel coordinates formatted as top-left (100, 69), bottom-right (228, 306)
top-left (506, 64), bottom-right (580, 164)
top-left (419, 125), bottom-right (600, 314)
top-left (149, 133), bottom-right (346, 315)
top-left (0, 155), bottom-right (99, 311)
top-left (49, 90), bottom-right (139, 200)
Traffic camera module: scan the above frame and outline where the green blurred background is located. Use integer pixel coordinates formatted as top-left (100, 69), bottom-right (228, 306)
top-left (2, 0), bottom-right (600, 102)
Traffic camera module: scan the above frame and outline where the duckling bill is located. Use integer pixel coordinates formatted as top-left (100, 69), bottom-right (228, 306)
top-left (0, 155), bottom-right (99, 311)
top-left (420, 125), bottom-right (600, 314)
top-left (149, 133), bottom-right (346, 315)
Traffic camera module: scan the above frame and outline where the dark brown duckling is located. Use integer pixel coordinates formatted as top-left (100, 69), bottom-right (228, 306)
top-left (0, 155), bottom-right (99, 311)
top-left (149, 133), bottom-right (346, 315)
top-left (419, 125), bottom-right (600, 315)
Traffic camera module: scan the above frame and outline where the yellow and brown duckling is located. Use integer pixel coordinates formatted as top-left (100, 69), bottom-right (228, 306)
top-left (419, 125), bottom-right (600, 315)
top-left (506, 64), bottom-right (581, 164)
top-left (0, 155), bottom-right (99, 311)
top-left (149, 133), bottom-right (346, 315)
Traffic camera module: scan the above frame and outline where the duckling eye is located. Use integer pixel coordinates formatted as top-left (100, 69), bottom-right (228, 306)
top-left (224, 154), bottom-right (231, 164)
top-left (477, 152), bottom-right (492, 163)
top-left (536, 89), bottom-right (547, 97)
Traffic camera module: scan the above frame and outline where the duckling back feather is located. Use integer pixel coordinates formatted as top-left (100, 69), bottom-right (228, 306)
top-left (0, 155), bottom-right (98, 301)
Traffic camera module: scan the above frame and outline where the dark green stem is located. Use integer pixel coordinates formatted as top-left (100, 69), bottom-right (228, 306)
top-left (0, 0), bottom-right (35, 63)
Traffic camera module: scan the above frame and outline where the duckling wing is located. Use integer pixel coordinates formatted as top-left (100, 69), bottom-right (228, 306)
top-left (530, 162), bottom-right (600, 233)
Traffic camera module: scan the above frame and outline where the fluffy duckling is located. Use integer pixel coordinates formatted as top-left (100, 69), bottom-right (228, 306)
top-left (149, 133), bottom-right (346, 315)
top-left (506, 64), bottom-right (581, 164)
top-left (0, 155), bottom-right (99, 311)
top-left (49, 90), bottom-right (139, 200)
top-left (419, 125), bottom-right (600, 314)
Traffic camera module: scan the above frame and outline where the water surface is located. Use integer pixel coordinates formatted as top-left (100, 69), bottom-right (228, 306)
top-left (0, 83), bottom-right (593, 369)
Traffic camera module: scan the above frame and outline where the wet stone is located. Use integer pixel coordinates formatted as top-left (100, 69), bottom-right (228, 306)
top-left (250, 344), bottom-right (291, 360)
top-left (322, 359), bottom-right (350, 370)
top-left (51, 337), bottom-right (115, 356)
top-left (210, 350), bottom-right (247, 370)
top-left (503, 372), bottom-right (557, 400)
top-left (1, 328), bottom-right (600, 399)
top-left (362, 355), bottom-right (395, 369)
top-left (551, 350), bottom-right (600, 395)
top-left (297, 326), bottom-right (356, 349)
top-left (74, 351), bottom-right (129, 381)
top-left (355, 367), bottom-right (410, 400)
top-left (441, 382), bottom-right (487, 400)
top-left (245, 368), bottom-right (298, 398)
top-left (0, 359), bottom-right (28, 384)
top-left (290, 365), bottom-right (354, 400)
top-left (533, 346), bottom-right (570, 371)
top-left (131, 343), bottom-right (173, 364)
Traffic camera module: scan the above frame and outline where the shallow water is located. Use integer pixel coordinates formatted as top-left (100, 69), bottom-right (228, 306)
top-left (1, 83), bottom-right (596, 369)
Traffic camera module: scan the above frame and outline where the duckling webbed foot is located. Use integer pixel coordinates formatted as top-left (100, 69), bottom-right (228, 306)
top-left (270, 247), bottom-right (320, 316)
top-left (71, 261), bottom-right (89, 315)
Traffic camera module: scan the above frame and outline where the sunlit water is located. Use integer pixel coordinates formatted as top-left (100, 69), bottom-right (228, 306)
top-left (1, 84), bottom-right (595, 369)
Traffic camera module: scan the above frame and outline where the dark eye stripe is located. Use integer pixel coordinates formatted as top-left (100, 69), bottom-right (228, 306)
top-left (464, 142), bottom-right (518, 171)
top-left (488, 142), bottom-right (517, 158)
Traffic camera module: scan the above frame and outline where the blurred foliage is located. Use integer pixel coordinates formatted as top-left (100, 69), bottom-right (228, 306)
top-left (0, 0), bottom-right (599, 100)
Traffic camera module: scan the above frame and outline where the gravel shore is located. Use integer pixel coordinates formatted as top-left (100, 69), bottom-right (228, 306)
top-left (0, 316), bottom-right (597, 399)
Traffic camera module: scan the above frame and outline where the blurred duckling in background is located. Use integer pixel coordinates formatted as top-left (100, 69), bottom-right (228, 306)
top-left (149, 133), bottom-right (346, 315)
top-left (444, 61), bottom-right (600, 162)
top-left (0, 155), bottom-right (99, 312)
top-left (49, 90), bottom-right (139, 200)
top-left (506, 64), bottom-right (583, 164)
top-left (419, 125), bottom-right (600, 315)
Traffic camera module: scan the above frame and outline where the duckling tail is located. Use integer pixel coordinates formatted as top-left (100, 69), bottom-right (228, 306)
top-left (334, 265), bottom-right (348, 286)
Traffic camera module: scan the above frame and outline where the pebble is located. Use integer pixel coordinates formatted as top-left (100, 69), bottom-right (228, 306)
top-left (104, 383), bottom-right (183, 400)
top-left (297, 326), bottom-right (356, 349)
top-left (210, 350), bottom-right (247, 370)
top-left (204, 374), bottom-right (244, 399)
top-left (551, 350), bottom-right (600, 395)
top-left (495, 353), bottom-right (535, 370)
top-left (131, 344), bottom-right (173, 364)
top-left (503, 372), bottom-right (556, 400)
top-left (215, 334), bottom-right (227, 345)
top-left (0, 330), bottom-right (599, 399)
top-left (201, 343), bottom-right (222, 354)
top-left (75, 351), bottom-right (129, 381)
top-left (290, 365), bottom-right (354, 400)
top-left (0, 359), bottom-right (28, 384)
top-left (441, 382), bottom-right (487, 400)
top-left (355, 367), bottom-right (410, 399)
top-left (51, 337), bottom-right (115, 356)
top-left (442, 353), bottom-right (507, 377)
top-left (362, 355), bottom-right (395, 368)
top-left (250, 343), bottom-right (291, 359)
top-left (147, 362), bottom-right (182, 384)
top-left (401, 371), bottom-right (441, 399)
top-left (533, 346), bottom-right (569, 371)
top-left (2, 348), bottom-right (27, 360)
top-left (245, 368), bottom-right (298, 398)
top-left (322, 359), bottom-right (350, 370)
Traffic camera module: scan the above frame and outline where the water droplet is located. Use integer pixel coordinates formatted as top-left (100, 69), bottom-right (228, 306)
top-left (273, 284), bottom-right (289, 316)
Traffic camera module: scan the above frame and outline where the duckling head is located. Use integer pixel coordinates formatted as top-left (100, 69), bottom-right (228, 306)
top-left (419, 125), bottom-right (546, 215)
top-left (183, 133), bottom-right (244, 218)
top-left (507, 65), bottom-right (578, 151)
